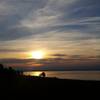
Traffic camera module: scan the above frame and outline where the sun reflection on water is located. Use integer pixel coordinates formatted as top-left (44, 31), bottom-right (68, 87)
top-left (24, 71), bottom-right (42, 76)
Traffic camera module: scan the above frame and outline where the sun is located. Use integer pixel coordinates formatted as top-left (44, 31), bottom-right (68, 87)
top-left (31, 50), bottom-right (44, 59)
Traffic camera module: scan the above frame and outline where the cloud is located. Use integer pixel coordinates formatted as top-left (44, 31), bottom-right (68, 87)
top-left (19, 0), bottom-right (100, 43)
top-left (68, 55), bottom-right (100, 60)
top-left (0, 0), bottom-right (100, 71)
top-left (0, 49), bottom-right (26, 53)
top-left (51, 54), bottom-right (67, 58)
top-left (0, 0), bottom-right (100, 42)
top-left (0, 0), bottom-right (48, 41)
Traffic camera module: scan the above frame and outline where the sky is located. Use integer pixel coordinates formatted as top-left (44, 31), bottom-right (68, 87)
top-left (0, 0), bottom-right (100, 70)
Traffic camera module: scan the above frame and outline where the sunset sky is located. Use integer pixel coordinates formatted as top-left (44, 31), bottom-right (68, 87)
top-left (0, 0), bottom-right (100, 70)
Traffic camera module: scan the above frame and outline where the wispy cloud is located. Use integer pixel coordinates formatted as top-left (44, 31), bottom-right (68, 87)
top-left (0, 0), bottom-right (100, 41)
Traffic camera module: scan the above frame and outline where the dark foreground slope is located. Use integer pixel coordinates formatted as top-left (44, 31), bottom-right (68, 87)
top-left (0, 75), bottom-right (100, 98)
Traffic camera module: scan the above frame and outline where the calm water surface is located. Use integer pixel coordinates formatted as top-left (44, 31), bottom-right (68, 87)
top-left (23, 71), bottom-right (100, 81)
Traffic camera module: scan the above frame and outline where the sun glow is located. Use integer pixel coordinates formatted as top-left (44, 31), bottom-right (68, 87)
top-left (31, 50), bottom-right (45, 59)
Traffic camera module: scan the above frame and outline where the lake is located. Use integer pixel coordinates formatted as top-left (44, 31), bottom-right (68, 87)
top-left (23, 71), bottom-right (100, 81)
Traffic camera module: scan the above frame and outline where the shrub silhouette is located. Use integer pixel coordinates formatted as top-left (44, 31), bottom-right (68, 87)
top-left (39, 72), bottom-right (46, 77)
top-left (0, 64), bottom-right (4, 70)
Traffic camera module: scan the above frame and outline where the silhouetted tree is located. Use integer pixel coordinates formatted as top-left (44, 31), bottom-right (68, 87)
top-left (0, 64), bottom-right (4, 75)
top-left (0, 63), bottom-right (23, 78)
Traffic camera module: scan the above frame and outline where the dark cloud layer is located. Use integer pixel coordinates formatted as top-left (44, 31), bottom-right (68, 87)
top-left (0, 49), bottom-right (26, 53)
top-left (51, 54), bottom-right (67, 57)
top-left (0, 58), bottom-right (100, 70)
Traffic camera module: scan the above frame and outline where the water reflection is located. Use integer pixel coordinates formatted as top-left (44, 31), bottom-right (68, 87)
top-left (24, 71), bottom-right (42, 76)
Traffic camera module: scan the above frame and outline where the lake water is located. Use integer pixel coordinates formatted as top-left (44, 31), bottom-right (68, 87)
top-left (23, 71), bottom-right (100, 81)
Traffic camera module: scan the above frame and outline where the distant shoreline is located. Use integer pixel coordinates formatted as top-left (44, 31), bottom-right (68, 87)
top-left (23, 70), bottom-right (100, 81)
top-left (21, 69), bottom-right (100, 71)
